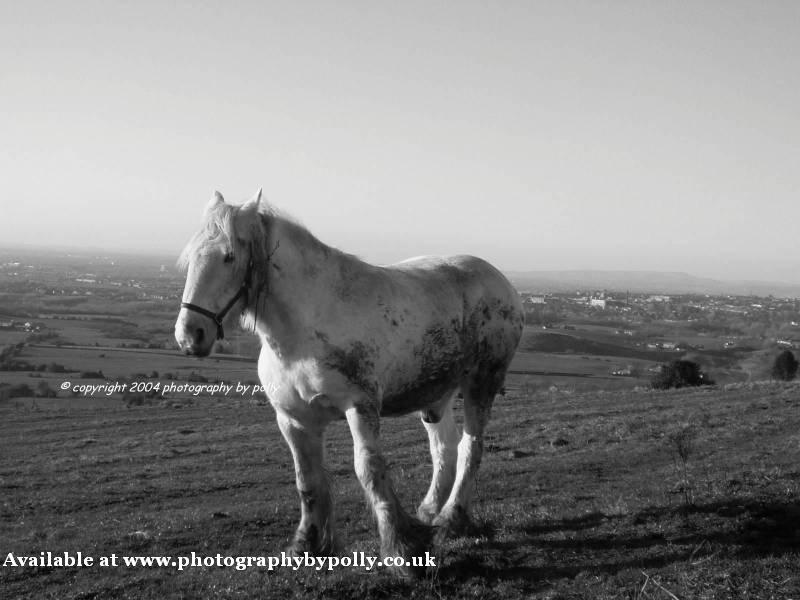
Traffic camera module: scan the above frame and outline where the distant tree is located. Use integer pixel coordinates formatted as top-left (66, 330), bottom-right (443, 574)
top-left (8, 383), bottom-right (33, 399)
top-left (123, 392), bottom-right (146, 407)
top-left (651, 359), bottom-right (714, 390)
top-left (80, 370), bottom-right (104, 379)
top-left (187, 371), bottom-right (208, 383)
top-left (771, 350), bottom-right (799, 381)
top-left (35, 381), bottom-right (56, 398)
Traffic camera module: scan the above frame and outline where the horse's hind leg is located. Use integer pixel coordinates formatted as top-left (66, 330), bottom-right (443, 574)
top-left (276, 411), bottom-right (336, 555)
top-left (346, 401), bottom-right (433, 579)
top-left (433, 364), bottom-right (506, 541)
top-left (417, 394), bottom-right (459, 524)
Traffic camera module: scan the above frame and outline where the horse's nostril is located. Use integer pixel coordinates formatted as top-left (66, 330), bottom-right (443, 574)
top-left (196, 328), bottom-right (205, 343)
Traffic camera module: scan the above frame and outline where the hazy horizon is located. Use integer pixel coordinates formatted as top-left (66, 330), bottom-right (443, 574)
top-left (3, 241), bottom-right (799, 289)
top-left (2, 2), bottom-right (799, 283)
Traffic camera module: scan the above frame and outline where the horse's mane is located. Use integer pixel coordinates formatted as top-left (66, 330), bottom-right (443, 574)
top-left (178, 199), bottom-right (357, 280)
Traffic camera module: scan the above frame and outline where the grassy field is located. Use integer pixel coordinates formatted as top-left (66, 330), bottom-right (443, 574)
top-left (1, 303), bottom-right (766, 398)
top-left (2, 336), bottom-right (646, 401)
top-left (2, 380), bottom-right (799, 599)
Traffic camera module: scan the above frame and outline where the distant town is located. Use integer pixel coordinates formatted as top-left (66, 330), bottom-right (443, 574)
top-left (517, 289), bottom-right (800, 352)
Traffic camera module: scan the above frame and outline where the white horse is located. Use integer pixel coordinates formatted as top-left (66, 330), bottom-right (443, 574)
top-left (175, 190), bottom-right (524, 578)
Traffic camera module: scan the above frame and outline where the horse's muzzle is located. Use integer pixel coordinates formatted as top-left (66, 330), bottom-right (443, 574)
top-left (175, 318), bottom-right (214, 357)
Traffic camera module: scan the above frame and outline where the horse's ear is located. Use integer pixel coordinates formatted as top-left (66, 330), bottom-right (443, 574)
top-left (205, 191), bottom-right (225, 216)
top-left (242, 188), bottom-right (263, 213)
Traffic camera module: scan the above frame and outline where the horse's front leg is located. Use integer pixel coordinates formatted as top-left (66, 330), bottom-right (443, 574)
top-left (276, 411), bottom-right (335, 555)
top-left (345, 402), bottom-right (433, 579)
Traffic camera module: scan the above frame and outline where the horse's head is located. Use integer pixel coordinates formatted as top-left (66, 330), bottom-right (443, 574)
top-left (175, 189), bottom-right (263, 356)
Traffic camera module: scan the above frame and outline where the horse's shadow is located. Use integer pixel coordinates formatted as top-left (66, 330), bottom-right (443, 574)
top-left (436, 496), bottom-right (800, 584)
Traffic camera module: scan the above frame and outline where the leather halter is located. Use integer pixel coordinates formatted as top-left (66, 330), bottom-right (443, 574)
top-left (180, 259), bottom-right (253, 340)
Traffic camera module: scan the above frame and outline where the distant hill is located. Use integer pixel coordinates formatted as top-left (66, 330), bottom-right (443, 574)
top-left (506, 270), bottom-right (800, 298)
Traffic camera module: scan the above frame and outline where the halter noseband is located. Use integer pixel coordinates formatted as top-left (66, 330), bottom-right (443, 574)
top-left (181, 259), bottom-right (253, 340)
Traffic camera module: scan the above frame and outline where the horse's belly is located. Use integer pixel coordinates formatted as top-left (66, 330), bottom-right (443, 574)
top-left (380, 376), bottom-right (458, 416)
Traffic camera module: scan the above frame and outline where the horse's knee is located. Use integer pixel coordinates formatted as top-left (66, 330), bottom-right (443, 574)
top-left (353, 446), bottom-right (388, 489)
top-left (457, 433), bottom-right (484, 471)
top-left (298, 489), bottom-right (317, 511)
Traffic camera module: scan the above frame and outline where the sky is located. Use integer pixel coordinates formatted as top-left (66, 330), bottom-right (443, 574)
top-left (1, 1), bottom-right (799, 282)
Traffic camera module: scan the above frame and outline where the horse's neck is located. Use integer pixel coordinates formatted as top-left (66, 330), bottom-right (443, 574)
top-left (250, 217), bottom-right (351, 353)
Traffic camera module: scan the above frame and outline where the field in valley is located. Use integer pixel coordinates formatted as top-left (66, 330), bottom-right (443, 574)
top-left (2, 380), bottom-right (799, 599)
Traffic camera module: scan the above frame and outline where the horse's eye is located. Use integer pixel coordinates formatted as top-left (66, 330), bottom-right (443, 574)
top-left (223, 252), bottom-right (235, 264)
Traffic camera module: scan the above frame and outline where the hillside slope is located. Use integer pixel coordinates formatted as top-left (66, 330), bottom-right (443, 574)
top-left (1, 381), bottom-right (799, 599)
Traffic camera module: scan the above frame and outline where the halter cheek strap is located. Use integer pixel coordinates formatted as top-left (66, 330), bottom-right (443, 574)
top-left (181, 260), bottom-right (253, 340)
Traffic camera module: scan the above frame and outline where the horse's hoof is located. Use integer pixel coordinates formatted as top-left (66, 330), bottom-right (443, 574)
top-left (285, 541), bottom-right (309, 558)
top-left (432, 505), bottom-right (471, 543)
top-left (380, 515), bottom-right (435, 578)
top-left (286, 526), bottom-right (336, 557)
top-left (416, 504), bottom-right (438, 525)
top-left (388, 559), bottom-right (430, 580)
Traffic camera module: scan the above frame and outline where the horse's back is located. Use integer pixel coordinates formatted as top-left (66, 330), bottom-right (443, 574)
top-left (391, 254), bottom-right (522, 319)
